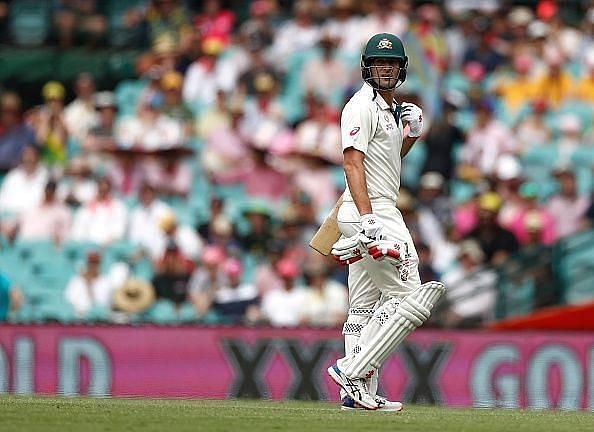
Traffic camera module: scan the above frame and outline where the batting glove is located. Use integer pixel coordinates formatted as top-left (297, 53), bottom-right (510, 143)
top-left (368, 240), bottom-right (403, 267)
top-left (331, 235), bottom-right (366, 266)
top-left (401, 102), bottom-right (423, 137)
top-left (360, 213), bottom-right (384, 242)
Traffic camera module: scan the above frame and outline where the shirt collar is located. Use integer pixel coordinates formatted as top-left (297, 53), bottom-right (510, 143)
top-left (360, 83), bottom-right (392, 111)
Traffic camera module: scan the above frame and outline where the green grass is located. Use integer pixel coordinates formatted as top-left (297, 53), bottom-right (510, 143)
top-left (0, 397), bottom-right (592, 432)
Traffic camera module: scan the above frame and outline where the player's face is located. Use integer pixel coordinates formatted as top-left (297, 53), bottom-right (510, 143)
top-left (369, 58), bottom-right (401, 90)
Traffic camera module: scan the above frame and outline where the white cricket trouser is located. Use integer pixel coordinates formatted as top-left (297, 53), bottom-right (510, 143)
top-left (337, 198), bottom-right (421, 397)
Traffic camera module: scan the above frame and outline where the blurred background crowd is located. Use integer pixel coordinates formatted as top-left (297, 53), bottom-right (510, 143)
top-left (1, 0), bottom-right (594, 328)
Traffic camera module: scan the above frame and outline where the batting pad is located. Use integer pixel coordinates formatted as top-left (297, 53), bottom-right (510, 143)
top-left (341, 281), bottom-right (445, 379)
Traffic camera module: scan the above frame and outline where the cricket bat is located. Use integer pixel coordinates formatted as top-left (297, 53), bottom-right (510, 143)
top-left (309, 195), bottom-right (344, 256)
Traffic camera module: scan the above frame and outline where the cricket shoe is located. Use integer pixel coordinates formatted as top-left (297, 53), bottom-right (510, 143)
top-left (327, 364), bottom-right (378, 410)
top-left (341, 396), bottom-right (403, 412)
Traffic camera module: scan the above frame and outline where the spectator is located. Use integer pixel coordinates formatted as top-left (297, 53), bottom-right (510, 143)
top-left (106, 149), bottom-right (147, 198)
top-left (0, 272), bottom-right (23, 322)
top-left (146, 0), bottom-right (192, 46)
top-left (236, 203), bottom-right (275, 257)
top-left (361, 0), bottom-right (409, 47)
top-left (546, 167), bottom-right (591, 239)
top-left (532, 46), bottom-right (575, 108)
top-left (152, 242), bottom-right (194, 306)
top-left (510, 182), bottom-right (556, 246)
top-left (465, 192), bottom-right (519, 266)
top-left (555, 114), bottom-right (583, 163)
top-left (161, 71), bottom-right (193, 131)
top-left (260, 258), bottom-right (305, 327)
top-left (183, 38), bottom-right (235, 107)
top-left (573, 47), bottom-right (594, 101)
top-left (152, 209), bottom-right (202, 261)
top-left (442, 239), bottom-right (497, 328)
top-left (145, 148), bottom-right (193, 197)
top-left (421, 98), bottom-right (464, 182)
top-left (0, 145), bottom-right (48, 215)
top-left (64, 73), bottom-right (97, 144)
top-left (70, 177), bottom-right (128, 245)
top-left (57, 157), bottom-right (97, 206)
top-left (270, 0), bottom-right (321, 69)
top-left (417, 172), bottom-right (453, 228)
top-left (514, 99), bottom-right (552, 153)
top-left (116, 93), bottom-right (184, 150)
top-left (253, 239), bottom-right (285, 297)
top-left (0, 92), bottom-right (36, 173)
top-left (301, 34), bottom-right (349, 105)
top-left (31, 81), bottom-right (68, 166)
top-left (493, 53), bottom-right (538, 115)
top-left (210, 258), bottom-right (259, 325)
top-left (194, 0), bottom-right (235, 48)
top-left (417, 242), bottom-right (439, 283)
top-left (65, 251), bottom-right (114, 318)
top-left (13, 180), bottom-right (72, 245)
top-left (459, 97), bottom-right (517, 178)
top-left (51, 0), bottom-right (107, 48)
top-left (196, 89), bottom-right (232, 140)
top-left (128, 183), bottom-right (172, 254)
top-left (189, 245), bottom-right (227, 316)
top-left (84, 91), bottom-right (118, 153)
top-left (299, 262), bottom-right (347, 327)
top-left (322, 0), bottom-right (364, 56)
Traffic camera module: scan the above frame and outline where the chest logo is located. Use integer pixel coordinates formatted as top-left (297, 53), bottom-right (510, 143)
top-left (350, 126), bottom-right (361, 136)
top-left (377, 38), bottom-right (393, 50)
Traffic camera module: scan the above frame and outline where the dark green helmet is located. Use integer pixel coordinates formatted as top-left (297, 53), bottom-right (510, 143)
top-left (361, 33), bottom-right (408, 90)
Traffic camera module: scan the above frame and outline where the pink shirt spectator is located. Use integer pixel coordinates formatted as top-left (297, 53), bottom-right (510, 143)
top-left (510, 209), bottom-right (556, 246)
top-left (18, 201), bottom-right (71, 243)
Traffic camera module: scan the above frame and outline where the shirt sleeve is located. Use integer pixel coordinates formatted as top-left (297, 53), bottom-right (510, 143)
top-left (340, 100), bottom-right (374, 154)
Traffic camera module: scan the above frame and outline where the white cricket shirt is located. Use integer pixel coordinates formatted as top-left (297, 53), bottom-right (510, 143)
top-left (340, 83), bottom-right (404, 203)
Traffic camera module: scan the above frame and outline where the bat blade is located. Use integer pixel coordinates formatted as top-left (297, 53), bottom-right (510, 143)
top-left (309, 196), bottom-right (343, 256)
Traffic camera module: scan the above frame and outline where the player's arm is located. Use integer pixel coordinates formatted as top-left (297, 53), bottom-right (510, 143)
top-left (401, 135), bottom-right (420, 158)
top-left (343, 148), bottom-right (372, 216)
top-left (400, 102), bottom-right (424, 158)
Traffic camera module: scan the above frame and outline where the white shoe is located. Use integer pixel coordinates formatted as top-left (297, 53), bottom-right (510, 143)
top-left (341, 395), bottom-right (403, 412)
top-left (327, 364), bottom-right (378, 410)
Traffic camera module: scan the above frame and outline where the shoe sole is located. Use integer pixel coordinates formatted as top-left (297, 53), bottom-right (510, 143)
top-left (327, 366), bottom-right (378, 410)
top-left (340, 405), bottom-right (403, 412)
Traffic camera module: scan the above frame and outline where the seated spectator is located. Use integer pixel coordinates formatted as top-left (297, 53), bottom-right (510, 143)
top-left (510, 182), bottom-right (556, 246)
top-left (116, 94), bottom-right (184, 151)
top-left (152, 242), bottom-right (194, 306)
top-left (260, 259), bottom-right (305, 327)
top-left (210, 258), bottom-right (259, 325)
top-left (161, 71), bottom-right (193, 133)
top-left (417, 172), bottom-right (453, 228)
top-left (146, 0), bottom-right (192, 46)
top-left (194, 0), bottom-right (235, 48)
top-left (532, 47), bottom-right (575, 109)
top-left (459, 98), bottom-right (517, 178)
top-left (545, 167), bottom-right (591, 239)
top-left (13, 180), bottom-right (71, 245)
top-left (465, 192), bottom-right (519, 266)
top-left (514, 99), bottom-right (552, 153)
top-left (555, 114), bottom-right (583, 163)
top-left (299, 262), bottom-right (347, 327)
top-left (253, 240), bottom-right (285, 297)
top-left (65, 251), bottom-right (114, 318)
top-left (301, 34), bottom-right (349, 105)
top-left (128, 183), bottom-right (172, 254)
top-left (0, 145), bottom-right (48, 216)
top-left (189, 245), bottom-right (228, 317)
top-left (83, 91), bottom-right (118, 154)
top-left (0, 272), bottom-right (23, 322)
top-left (421, 98), bottom-right (464, 182)
top-left (236, 203), bottom-right (275, 257)
top-left (572, 47), bottom-right (594, 101)
top-left (57, 157), bottom-right (97, 207)
top-left (70, 177), bottom-right (128, 245)
top-left (106, 149), bottom-right (147, 198)
top-left (152, 210), bottom-right (202, 261)
top-left (196, 89), bottom-right (232, 140)
top-left (492, 53), bottom-right (537, 114)
top-left (144, 149), bottom-right (193, 197)
top-left (50, 1), bottom-right (107, 48)
top-left (64, 73), bottom-right (97, 145)
top-left (442, 240), bottom-right (497, 328)
top-left (31, 81), bottom-right (69, 166)
top-left (0, 92), bottom-right (35, 173)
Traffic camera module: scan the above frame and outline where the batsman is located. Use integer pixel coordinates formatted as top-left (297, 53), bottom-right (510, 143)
top-left (325, 33), bottom-right (446, 411)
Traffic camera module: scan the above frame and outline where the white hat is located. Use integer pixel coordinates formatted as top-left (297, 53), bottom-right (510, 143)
top-left (508, 7), bottom-right (534, 26)
top-left (495, 154), bottom-right (521, 181)
top-left (420, 172), bottom-right (445, 190)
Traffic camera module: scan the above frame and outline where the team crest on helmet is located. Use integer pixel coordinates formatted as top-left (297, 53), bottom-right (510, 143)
top-left (377, 38), bottom-right (393, 49)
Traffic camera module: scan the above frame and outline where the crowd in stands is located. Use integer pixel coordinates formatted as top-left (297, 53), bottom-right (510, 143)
top-left (1, 0), bottom-right (594, 328)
